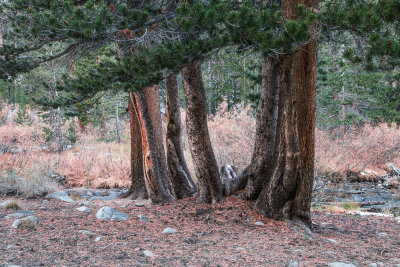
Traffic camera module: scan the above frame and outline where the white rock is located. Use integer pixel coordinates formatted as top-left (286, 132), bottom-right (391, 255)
top-left (96, 206), bottom-right (129, 221)
top-left (143, 250), bottom-right (155, 258)
top-left (327, 239), bottom-right (338, 244)
top-left (162, 227), bottom-right (177, 234)
top-left (255, 221), bottom-right (265, 226)
top-left (45, 191), bottom-right (74, 203)
top-left (94, 236), bottom-right (102, 242)
top-left (76, 206), bottom-right (91, 213)
top-left (378, 232), bottom-right (387, 237)
top-left (289, 260), bottom-right (299, 267)
top-left (327, 263), bottom-right (357, 267)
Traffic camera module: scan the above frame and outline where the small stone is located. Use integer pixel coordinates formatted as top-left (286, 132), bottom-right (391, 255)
top-left (378, 232), bottom-right (387, 237)
top-left (138, 215), bottom-right (148, 222)
top-left (94, 236), bottom-right (102, 242)
top-left (255, 221), bottom-right (265, 226)
top-left (79, 230), bottom-right (96, 237)
top-left (162, 227), bottom-right (177, 234)
top-left (6, 245), bottom-right (14, 250)
top-left (135, 203), bottom-right (145, 207)
top-left (143, 250), bottom-right (155, 258)
top-left (327, 263), bottom-right (357, 267)
top-left (236, 247), bottom-right (245, 250)
top-left (76, 206), bottom-right (91, 213)
top-left (289, 260), bottom-right (299, 267)
top-left (327, 239), bottom-right (338, 244)
top-left (368, 264), bottom-right (378, 267)
top-left (96, 206), bottom-right (129, 221)
top-left (45, 191), bottom-right (74, 203)
top-left (7, 265), bottom-right (21, 267)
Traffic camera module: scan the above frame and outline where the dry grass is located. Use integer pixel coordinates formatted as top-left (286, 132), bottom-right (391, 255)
top-left (1, 103), bottom-right (400, 191)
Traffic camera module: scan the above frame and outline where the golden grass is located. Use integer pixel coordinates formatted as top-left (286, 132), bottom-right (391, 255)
top-left (1, 103), bottom-right (399, 190)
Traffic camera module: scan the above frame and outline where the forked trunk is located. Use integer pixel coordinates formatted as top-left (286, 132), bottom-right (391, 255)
top-left (166, 74), bottom-right (197, 198)
top-left (182, 60), bottom-right (223, 203)
top-left (131, 89), bottom-right (175, 203)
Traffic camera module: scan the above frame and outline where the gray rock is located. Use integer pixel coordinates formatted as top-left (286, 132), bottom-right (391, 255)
top-left (76, 206), bottom-right (91, 213)
top-left (327, 238), bottom-right (338, 244)
top-left (6, 210), bottom-right (34, 219)
top-left (45, 191), bottom-right (74, 203)
top-left (327, 263), bottom-right (357, 267)
top-left (138, 215), bottom-right (148, 222)
top-left (79, 230), bottom-right (96, 237)
top-left (12, 216), bottom-right (38, 229)
top-left (135, 203), bottom-right (145, 207)
top-left (143, 250), bottom-right (155, 258)
top-left (368, 264), bottom-right (378, 267)
top-left (94, 236), bottom-right (102, 242)
top-left (96, 206), bottom-right (129, 221)
top-left (289, 260), bottom-right (299, 267)
top-left (162, 227), bottom-right (177, 234)
top-left (255, 221), bottom-right (265, 226)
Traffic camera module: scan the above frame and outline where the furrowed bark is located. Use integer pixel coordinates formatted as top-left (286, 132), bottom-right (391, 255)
top-left (182, 60), bottom-right (223, 204)
top-left (229, 55), bottom-right (281, 198)
top-left (132, 90), bottom-right (175, 203)
top-left (143, 85), bottom-right (176, 199)
top-left (166, 74), bottom-right (197, 198)
top-left (121, 92), bottom-right (148, 200)
top-left (254, 54), bottom-right (301, 221)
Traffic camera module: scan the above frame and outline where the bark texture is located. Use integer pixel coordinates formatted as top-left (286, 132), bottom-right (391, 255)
top-left (254, 0), bottom-right (317, 227)
top-left (254, 54), bottom-right (301, 220)
top-left (143, 85), bottom-right (176, 199)
top-left (233, 55), bottom-right (281, 199)
top-left (182, 60), bottom-right (223, 203)
top-left (121, 92), bottom-right (148, 200)
top-left (131, 89), bottom-right (175, 203)
top-left (166, 75), bottom-right (197, 198)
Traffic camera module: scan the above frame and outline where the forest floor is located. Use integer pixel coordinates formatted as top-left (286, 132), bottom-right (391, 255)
top-left (1, 194), bottom-right (400, 267)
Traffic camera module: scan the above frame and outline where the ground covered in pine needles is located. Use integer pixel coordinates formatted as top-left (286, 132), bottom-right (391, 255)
top-left (0, 195), bottom-right (399, 267)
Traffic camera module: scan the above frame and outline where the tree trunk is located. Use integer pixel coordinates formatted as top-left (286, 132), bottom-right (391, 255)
top-left (254, 54), bottom-right (301, 220)
top-left (182, 60), bottom-right (223, 203)
top-left (254, 0), bottom-right (317, 227)
top-left (229, 55), bottom-right (281, 198)
top-left (166, 74), bottom-right (197, 198)
top-left (122, 92), bottom-right (148, 200)
top-left (131, 89), bottom-right (175, 203)
top-left (290, 0), bottom-right (318, 225)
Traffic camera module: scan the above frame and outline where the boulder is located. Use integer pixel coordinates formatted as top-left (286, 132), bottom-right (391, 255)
top-left (45, 191), bottom-right (74, 203)
top-left (12, 216), bottom-right (38, 229)
top-left (6, 210), bottom-right (35, 219)
top-left (96, 206), bottom-right (129, 221)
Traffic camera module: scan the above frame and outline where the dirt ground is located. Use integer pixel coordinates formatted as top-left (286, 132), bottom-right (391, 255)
top-left (1, 195), bottom-right (399, 267)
